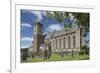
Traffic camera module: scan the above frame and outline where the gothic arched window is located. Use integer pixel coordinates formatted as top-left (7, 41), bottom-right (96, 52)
top-left (53, 40), bottom-right (54, 49)
top-left (56, 39), bottom-right (57, 49)
top-left (59, 38), bottom-right (61, 49)
top-left (73, 35), bottom-right (76, 48)
top-left (68, 36), bottom-right (71, 49)
top-left (63, 37), bottom-right (65, 49)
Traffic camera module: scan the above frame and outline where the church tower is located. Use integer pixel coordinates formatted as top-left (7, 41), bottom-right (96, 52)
top-left (33, 21), bottom-right (43, 55)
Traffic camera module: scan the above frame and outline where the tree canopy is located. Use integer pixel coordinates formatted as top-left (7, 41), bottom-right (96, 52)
top-left (46, 11), bottom-right (90, 37)
top-left (46, 11), bottom-right (89, 31)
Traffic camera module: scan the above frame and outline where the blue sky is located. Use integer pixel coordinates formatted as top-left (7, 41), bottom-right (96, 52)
top-left (21, 10), bottom-right (90, 48)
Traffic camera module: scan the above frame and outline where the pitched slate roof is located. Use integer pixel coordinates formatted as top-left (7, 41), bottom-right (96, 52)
top-left (45, 27), bottom-right (78, 39)
top-left (45, 31), bottom-right (56, 39)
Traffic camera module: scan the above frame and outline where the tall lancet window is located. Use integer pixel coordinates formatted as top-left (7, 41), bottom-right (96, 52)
top-left (53, 40), bottom-right (54, 49)
top-left (73, 35), bottom-right (76, 48)
top-left (59, 38), bottom-right (61, 49)
top-left (56, 39), bottom-right (57, 49)
top-left (68, 36), bottom-right (71, 49)
top-left (63, 37), bottom-right (65, 49)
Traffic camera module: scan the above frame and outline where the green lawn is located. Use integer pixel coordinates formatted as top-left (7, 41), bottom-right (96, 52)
top-left (22, 54), bottom-right (89, 63)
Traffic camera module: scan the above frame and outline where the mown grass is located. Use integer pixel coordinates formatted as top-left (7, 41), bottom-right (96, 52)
top-left (22, 54), bottom-right (89, 63)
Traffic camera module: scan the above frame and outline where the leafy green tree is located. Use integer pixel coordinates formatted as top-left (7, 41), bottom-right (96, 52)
top-left (79, 45), bottom-right (89, 55)
top-left (44, 40), bottom-right (52, 59)
top-left (21, 49), bottom-right (29, 61)
top-left (46, 11), bottom-right (89, 35)
top-left (44, 49), bottom-right (48, 59)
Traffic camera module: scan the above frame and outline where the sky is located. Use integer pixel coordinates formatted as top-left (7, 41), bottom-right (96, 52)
top-left (20, 10), bottom-right (90, 48)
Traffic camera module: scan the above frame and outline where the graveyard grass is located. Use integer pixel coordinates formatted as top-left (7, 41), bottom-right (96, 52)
top-left (22, 54), bottom-right (89, 63)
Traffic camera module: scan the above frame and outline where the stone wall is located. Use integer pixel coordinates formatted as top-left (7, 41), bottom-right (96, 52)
top-left (51, 28), bottom-right (81, 53)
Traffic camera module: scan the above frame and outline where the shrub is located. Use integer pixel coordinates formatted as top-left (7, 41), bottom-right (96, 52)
top-left (31, 52), bottom-right (36, 58)
top-left (60, 51), bottom-right (64, 58)
top-left (21, 49), bottom-right (29, 61)
top-left (48, 47), bottom-right (52, 59)
top-left (44, 49), bottom-right (48, 59)
top-left (80, 45), bottom-right (89, 55)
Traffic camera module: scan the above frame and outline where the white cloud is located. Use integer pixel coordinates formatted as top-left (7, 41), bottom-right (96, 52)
top-left (21, 37), bottom-right (34, 48)
top-left (22, 10), bottom-right (43, 21)
top-left (46, 24), bottom-right (63, 32)
top-left (21, 23), bottom-right (32, 28)
top-left (49, 24), bottom-right (63, 31)
top-left (43, 11), bottom-right (54, 15)
top-left (69, 13), bottom-right (74, 21)
top-left (21, 45), bottom-right (31, 49)
top-left (21, 37), bottom-right (33, 42)
top-left (30, 11), bottom-right (42, 21)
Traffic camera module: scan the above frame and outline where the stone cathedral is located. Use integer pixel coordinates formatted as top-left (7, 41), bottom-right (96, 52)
top-left (29, 21), bottom-right (82, 56)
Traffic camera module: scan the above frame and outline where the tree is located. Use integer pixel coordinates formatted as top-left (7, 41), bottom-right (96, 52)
top-left (44, 39), bottom-right (52, 59)
top-left (46, 11), bottom-right (90, 35)
top-left (21, 49), bottom-right (29, 61)
top-left (79, 45), bottom-right (89, 55)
